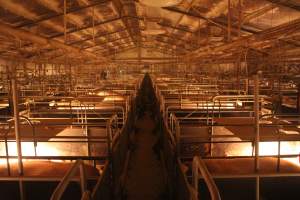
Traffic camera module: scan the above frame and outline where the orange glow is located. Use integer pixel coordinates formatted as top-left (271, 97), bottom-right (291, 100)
top-left (180, 102), bottom-right (235, 109)
top-left (57, 106), bottom-right (95, 110)
top-left (103, 96), bottom-right (124, 102)
top-left (97, 91), bottom-right (112, 96)
top-left (0, 142), bottom-right (60, 155)
top-left (0, 142), bottom-right (61, 164)
top-left (225, 141), bottom-right (300, 167)
top-left (0, 140), bottom-right (88, 164)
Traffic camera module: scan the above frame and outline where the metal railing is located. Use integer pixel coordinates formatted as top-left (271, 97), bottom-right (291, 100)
top-left (91, 161), bottom-right (111, 200)
top-left (168, 112), bottom-right (300, 157)
top-left (0, 113), bottom-right (121, 176)
top-left (49, 77), bottom-right (143, 200)
top-left (169, 113), bottom-right (180, 154)
top-left (106, 114), bottom-right (119, 159)
top-left (164, 95), bottom-right (267, 122)
top-left (50, 160), bottom-right (89, 200)
top-left (192, 156), bottom-right (221, 200)
top-left (153, 74), bottom-right (300, 200)
top-left (24, 99), bottom-right (126, 124)
top-left (168, 113), bottom-right (300, 200)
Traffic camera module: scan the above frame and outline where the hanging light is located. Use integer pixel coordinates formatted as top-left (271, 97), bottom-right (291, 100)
top-left (140, 0), bottom-right (182, 7)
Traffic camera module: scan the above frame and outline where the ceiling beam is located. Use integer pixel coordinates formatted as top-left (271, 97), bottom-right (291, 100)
top-left (153, 39), bottom-right (191, 51)
top-left (34, 0), bottom-right (85, 28)
top-left (113, 57), bottom-right (177, 61)
top-left (266, 0), bottom-right (300, 11)
top-left (163, 7), bottom-right (224, 30)
top-left (76, 0), bottom-right (129, 52)
top-left (83, 35), bottom-right (132, 49)
top-left (141, 45), bottom-right (184, 55)
top-left (49, 16), bottom-right (122, 38)
top-left (0, 0), bottom-right (64, 34)
top-left (242, 4), bottom-right (276, 24)
top-left (165, 7), bottom-right (256, 35)
top-left (158, 22), bottom-right (194, 34)
top-left (158, 34), bottom-right (194, 44)
top-left (213, 18), bottom-right (257, 34)
top-left (104, 44), bottom-right (179, 55)
top-left (94, 41), bottom-right (136, 52)
top-left (17, 0), bottom-right (111, 28)
top-left (25, 29), bottom-right (129, 57)
top-left (188, 17), bottom-right (300, 60)
top-left (102, 46), bottom-right (137, 56)
top-left (112, 0), bottom-right (142, 47)
top-left (0, 21), bottom-right (104, 61)
top-left (69, 28), bottom-right (127, 45)
top-left (156, 35), bottom-right (200, 49)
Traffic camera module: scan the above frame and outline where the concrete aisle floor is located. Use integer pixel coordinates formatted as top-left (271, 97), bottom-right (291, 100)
top-left (124, 112), bottom-right (166, 200)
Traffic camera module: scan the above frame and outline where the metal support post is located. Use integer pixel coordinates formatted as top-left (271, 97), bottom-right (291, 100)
top-left (254, 74), bottom-right (260, 171)
top-left (256, 176), bottom-right (260, 200)
top-left (12, 77), bottom-right (25, 200)
top-left (11, 78), bottom-right (23, 175)
top-left (254, 74), bottom-right (260, 200)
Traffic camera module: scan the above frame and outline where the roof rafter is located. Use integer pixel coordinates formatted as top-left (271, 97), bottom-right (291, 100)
top-left (93, 40), bottom-right (136, 52)
top-left (153, 39), bottom-right (191, 51)
top-left (102, 45), bottom-right (136, 56)
top-left (266, 0), bottom-right (300, 11)
top-left (17, 0), bottom-right (112, 28)
top-left (141, 44), bottom-right (185, 54)
top-left (112, 0), bottom-right (141, 47)
top-left (0, 21), bottom-right (105, 61)
top-left (188, 17), bottom-right (300, 60)
top-left (83, 35), bottom-right (132, 50)
top-left (49, 16), bottom-right (122, 38)
top-left (69, 28), bottom-right (128, 45)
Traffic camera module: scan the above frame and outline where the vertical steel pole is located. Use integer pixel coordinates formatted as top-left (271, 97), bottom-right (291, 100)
top-left (238, 0), bottom-right (242, 38)
top-left (256, 176), bottom-right (260, 200)
top-left (227, 0), bottom-right (231, 42)
top-left (12, 78), bottom-right (23, 175)
top-left (12, 77), bottom-right (25, 200)
top-left (79, 161), bottom-right (87, 194)
top-left (192, 158), bottom-right (199, 197)
top-left (297, 84), bottom-right (300, 113)
top-left (237, 0), bottom-right (243, 90)
top-left (254, 74), bottom-right (260, 171)
top-left (92, 7), bottom-right (95, 43)
top-left (63, 0), bottom-right (67, 43)
top-left (254, 74), bottom-right (260, 200)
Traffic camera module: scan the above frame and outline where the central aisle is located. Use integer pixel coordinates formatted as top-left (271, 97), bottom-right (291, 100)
top-left (124, 74), bottom-right (167, 200)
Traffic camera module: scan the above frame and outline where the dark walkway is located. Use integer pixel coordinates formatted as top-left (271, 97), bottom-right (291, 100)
top-left (124, 74), bottom-right (167, 200)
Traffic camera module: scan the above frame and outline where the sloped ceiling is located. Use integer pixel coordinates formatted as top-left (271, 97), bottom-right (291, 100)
top-left (115, 47), bottom-right (173, 58)
top-left (0, 0), bottom-right (298, 65)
